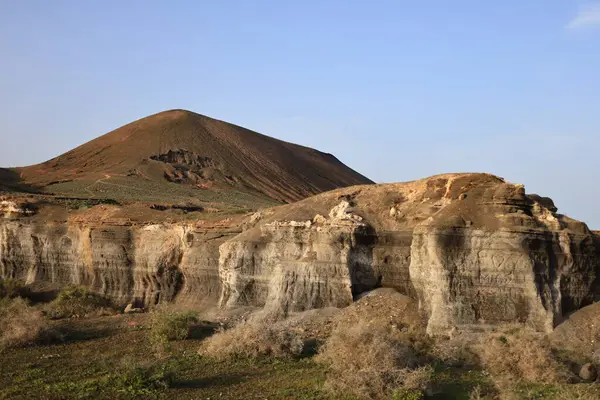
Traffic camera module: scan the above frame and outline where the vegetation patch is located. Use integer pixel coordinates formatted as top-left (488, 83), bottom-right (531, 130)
top-left (56, 197), bottom-right (121, 210)
top-left (313, 290), bottom-right (434, 400)
top-left (474, 324), bottom-right (571, 388)
top-left (45, 286), bottom-right (115, 319)
top-left (0, 287), bottom-right (596, 399)
top-left (200, 313), bottom-right (305, 360)
top-left (0, 297), bottom-right (60, 351)
top-left (317, 319), bottom-right (433, 400)
top-left (46, 359), bottom-right (175, 398)
top-left (149, 307), bottom-right (199, 355)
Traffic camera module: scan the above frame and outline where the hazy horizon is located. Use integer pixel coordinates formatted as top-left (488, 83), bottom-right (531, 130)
top-left (1, 1), bottom-right (599, 227)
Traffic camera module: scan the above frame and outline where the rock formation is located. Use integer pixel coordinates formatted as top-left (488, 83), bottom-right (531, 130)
top-left (0, 203), bottom-right (236, 308)
top-left (1, 173), bottom-right (598, 334)
top-left (217, 173), bottom-right (599, 333)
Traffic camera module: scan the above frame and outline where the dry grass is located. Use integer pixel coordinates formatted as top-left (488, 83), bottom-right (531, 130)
top-left (317, 322), bottom-right (433, 399)
top-left (0, 298), bottom-right (59, 351)
top-left (552, 384), bottom-right (600, 400)
top-left (474, 324), bottom-right (570, 388)
top-left (429, 333), bottom-right (479, 367)
top-left (316, 289), bottom-right (433, 400)
top-left (200, 312), bottom-right (304, 359)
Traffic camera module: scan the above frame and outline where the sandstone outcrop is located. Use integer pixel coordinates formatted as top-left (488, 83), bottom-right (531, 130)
top-left (0, 207), bottom-right (239, 308)
top-left (1, 173), bottom-right (598, 334)
top-left (217, 173), bottom-right (599, 334)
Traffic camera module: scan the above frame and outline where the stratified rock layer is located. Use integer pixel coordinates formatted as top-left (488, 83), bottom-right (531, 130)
top-left (0, 208), bottom-right (236, 308)
top-left (216, 173), bottom-right (599, 333)
top-left (1, 173), bottom-right (599, 333)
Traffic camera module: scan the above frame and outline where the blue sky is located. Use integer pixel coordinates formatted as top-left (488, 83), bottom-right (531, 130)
top-left (1, 1), bottom-right (599, 227)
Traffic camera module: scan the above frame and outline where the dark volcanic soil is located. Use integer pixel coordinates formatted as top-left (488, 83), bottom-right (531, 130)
top-left (8, 110), bottom-right (373, 205)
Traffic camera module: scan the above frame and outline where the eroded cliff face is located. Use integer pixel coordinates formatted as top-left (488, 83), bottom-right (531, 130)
top-left (1, 174), bottom-right (598, 334)
top-left (217, 174), bottom-right (599, 333)
top-left (0, 211), bottom-right (236, 308)
top-left (218, 201), bottom-right (377, 313)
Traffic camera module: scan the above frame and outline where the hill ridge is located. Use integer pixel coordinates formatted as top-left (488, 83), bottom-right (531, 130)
top-left (8, 109), bottom-right (373, 206)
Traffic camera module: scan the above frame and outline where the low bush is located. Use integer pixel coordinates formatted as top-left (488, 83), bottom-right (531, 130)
top-left (474, 324), bottom-right (570, 388)
top-left (0, 297), bottom-right (60, 350)
top-left (110, 359), bottom-right (175, 395)
top-left (45, 286), bottom-right (114, 319)
top-left (149, 307), bottom-right (198, 355)
top-left (200, 313), bottom-right (304, 359)
top-left (316, 289), bottom-right (433, 400)
top-left (46, 359), bottom-right (175, 397)
top-left (429, 331), bottom-right (480, 367)
top-left (317, 322), bottom-right (433, 400)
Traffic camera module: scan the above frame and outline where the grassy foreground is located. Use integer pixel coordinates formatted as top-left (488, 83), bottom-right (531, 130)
top-left (1, 284), bottom-right (599, 400)
top-left (0, 314), bottom-right (330, 400)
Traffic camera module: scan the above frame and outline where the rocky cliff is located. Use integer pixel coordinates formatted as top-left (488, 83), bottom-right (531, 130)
top-left (1, 173), bottom-right (598, 334)
top-left (216, 173), bottom-right (599, 334)
top-left (0, 198), bottom-right (238, 308)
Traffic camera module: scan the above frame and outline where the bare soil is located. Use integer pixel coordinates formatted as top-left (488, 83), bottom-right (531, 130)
top-left (4, 109), bottom-right (372, 208)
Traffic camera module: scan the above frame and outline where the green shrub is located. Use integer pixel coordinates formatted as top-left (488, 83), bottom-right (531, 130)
top-left (149, 307), bottom-right (198, 355)
top-left (393, 389), bottom-right (426, 400)
top-left (46, 360), bottom-right (175, 397)
top-left (110, 360), bottom-right (175, 395)
top-left (46, 286), bottom-right (113, 319)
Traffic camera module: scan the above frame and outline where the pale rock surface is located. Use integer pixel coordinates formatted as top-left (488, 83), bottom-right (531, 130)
top-left (0, 219), bottom-right (234, 307)
top-left (124, 303), bottom-right (143, 313)
top-left (550, 302), bottom-right (600, 359)
top-left (216, 173), bottom-right (599, 334)
top-left (0, 199), bottom-right (34, 218)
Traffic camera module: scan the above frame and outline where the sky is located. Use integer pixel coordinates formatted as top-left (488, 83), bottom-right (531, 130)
top-left (0, 1), bottom-right (599, 227)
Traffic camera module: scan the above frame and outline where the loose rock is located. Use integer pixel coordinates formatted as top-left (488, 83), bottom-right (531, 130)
top-left (124, 303), bottom-right (143, 314)
top-left (579, 363), bottom-right (598, 382)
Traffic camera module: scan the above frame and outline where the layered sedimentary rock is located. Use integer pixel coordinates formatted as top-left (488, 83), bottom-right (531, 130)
top-left (0, 204), bottom-right (237, 308)
top-left (1, 173), bottom-right (598, 334)
top-left (217, 173), bottom-right (599, 333)
top-left (218, 201), bottom-right (377, 313)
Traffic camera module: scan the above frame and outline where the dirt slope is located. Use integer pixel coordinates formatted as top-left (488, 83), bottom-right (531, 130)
top-left (8, 109), bottom-right (372, 205)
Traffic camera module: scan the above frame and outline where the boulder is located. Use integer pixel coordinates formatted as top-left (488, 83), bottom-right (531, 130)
top-left (579, 363), bottom-right (598, 382)
top-left (593, 349), bottom-right (600, 365)
top-left (124, 303), bottom-right (143, 314)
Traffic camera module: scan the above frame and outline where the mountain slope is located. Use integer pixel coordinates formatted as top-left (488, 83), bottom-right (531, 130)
top-left (10, 109), bottom-right (373, 206)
